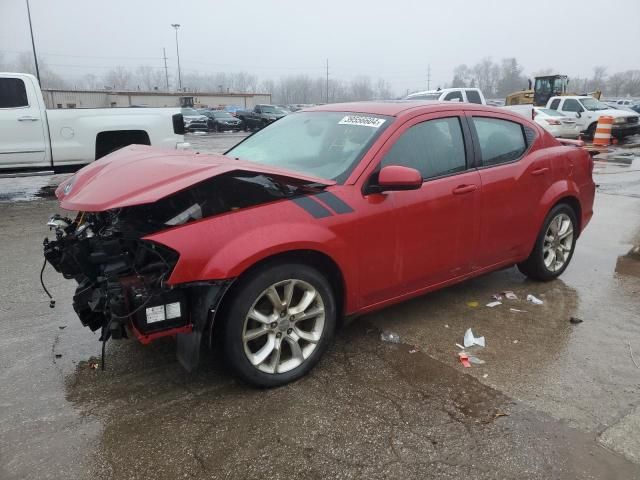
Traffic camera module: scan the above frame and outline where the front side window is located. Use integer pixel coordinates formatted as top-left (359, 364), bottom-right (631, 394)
top-left (472, 117), bottom-right (527, 166)
top-left (562, 99), bottom-right (583, 113)
top-left (444, 91), bottom-right (463, 102)
top-left (227, 111), bottom-right (390, 183)
top-left (549, 99), bottom-right (561, 110)
top-left (466, 90), bottom-right (482, 104)
top-left (381, 117), bottom-right (467, 180)
top-left (0, 78), bottom-right (28, 108)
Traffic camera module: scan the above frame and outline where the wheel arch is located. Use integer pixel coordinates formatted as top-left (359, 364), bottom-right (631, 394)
top-left (95, 129), bottom-right (151, 160)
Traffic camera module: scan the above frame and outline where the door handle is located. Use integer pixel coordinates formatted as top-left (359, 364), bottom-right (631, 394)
top-left (452, 184), bottom-right (477, 195)
top-left (531, 167), bottom-right (549, 176)
top-left (18, 116), bottom-right (40, 122)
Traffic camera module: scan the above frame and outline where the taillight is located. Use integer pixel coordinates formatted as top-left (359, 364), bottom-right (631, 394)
top-left (545, 119), bottom-right (561, 125)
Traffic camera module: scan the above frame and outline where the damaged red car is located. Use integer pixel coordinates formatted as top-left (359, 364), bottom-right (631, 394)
top-left (43, 102), bottom-right (595, 387)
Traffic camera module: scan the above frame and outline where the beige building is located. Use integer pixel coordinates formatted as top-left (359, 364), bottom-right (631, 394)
top-left (41, 89), bottom-right (271, 109)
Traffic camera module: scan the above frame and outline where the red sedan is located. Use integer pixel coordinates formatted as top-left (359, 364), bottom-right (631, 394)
top-left (44, 101), bottom-right (595, 387)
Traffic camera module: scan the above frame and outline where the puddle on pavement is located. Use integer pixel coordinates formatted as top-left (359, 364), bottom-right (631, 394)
top-left (57, 318), bottom-right (640, 479)
top-left (0, 177), bottom-right (58, 202)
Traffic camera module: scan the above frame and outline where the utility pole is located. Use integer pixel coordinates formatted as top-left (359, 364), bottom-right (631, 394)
top-left (162, 48), bottom-right (169, 90)
top-left (427, 64), bottom-right (431, 90)
top-left (325, 59), bottom-right (329, 103)
top-left (171, 24), bottom-right (182, 91)
top-left (25, 0), bottom-right (40, 84)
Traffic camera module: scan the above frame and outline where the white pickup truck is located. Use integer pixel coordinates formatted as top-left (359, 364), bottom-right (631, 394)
top-left (546, 95), bottom-right (640, 139)
top-left (0, 72), bottom-right (188, 171)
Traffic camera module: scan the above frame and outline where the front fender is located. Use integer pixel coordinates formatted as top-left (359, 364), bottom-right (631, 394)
top-left (146, 202), bottom-right (351, 286)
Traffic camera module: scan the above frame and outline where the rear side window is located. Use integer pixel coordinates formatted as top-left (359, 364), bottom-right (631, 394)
top-left (0, 78), bottom-right (29, 108)
top-left (466, 90), bottom-right (482, 104)
top-left (381, 117), bottom-right (467, 179)
top-left (472, 117), bottom-right (527, 166)
top-left (549, 99), bottom-right (561, 110)
top-left (444, 91), bottom-right (463, 102)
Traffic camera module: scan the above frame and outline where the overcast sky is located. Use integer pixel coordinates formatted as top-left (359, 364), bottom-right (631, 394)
top-left (1, 0), bottom-right (638, 93)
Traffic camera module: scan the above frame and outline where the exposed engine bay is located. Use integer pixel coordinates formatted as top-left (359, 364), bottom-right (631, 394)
top-left (42, 171), bottom-right (319, 366)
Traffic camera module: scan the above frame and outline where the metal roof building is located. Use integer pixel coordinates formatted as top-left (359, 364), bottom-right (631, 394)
top-left (41, 89), bottom-right (271, 109)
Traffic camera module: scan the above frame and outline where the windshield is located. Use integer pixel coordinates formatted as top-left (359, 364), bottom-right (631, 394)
top-left (227, 111), bottom-right (391, 183)
top-left (213, 111), bottom-right (234, 118)
top-left (181, 108), bottom-right (200, 116)
top-left (580, 98), bottom-right (610, 111)
top-left (260, 105), bottom-right (280, 114)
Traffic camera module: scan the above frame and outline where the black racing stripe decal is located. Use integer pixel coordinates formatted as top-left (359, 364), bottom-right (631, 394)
top-left (313, 191), bottom-right (354, 214)
top-left (291, 196), bottom-right (333, 218)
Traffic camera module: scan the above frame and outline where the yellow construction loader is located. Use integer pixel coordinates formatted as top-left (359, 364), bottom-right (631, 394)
top-left (505, 75), bottom-right (601, 107)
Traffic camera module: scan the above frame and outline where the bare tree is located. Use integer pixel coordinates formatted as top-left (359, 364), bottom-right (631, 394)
top-left (135, 66), bottom-right (163, 91)
top-left (103, 66), bottom-right (132, 90)
top-left (607, 72), bottom-right (626, 97)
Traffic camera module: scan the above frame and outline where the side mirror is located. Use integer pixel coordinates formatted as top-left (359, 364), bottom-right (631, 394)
top-left (576, 111), bottom-right (581, 118)
top-left (376, 165), bottom-right (422, 192)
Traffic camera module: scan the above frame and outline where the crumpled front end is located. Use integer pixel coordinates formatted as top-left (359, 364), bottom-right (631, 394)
top-left (43, 211), bottom-right (190, 344)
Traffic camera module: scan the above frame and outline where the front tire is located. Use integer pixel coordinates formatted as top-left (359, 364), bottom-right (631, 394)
top-left (517, 204), bottom-right (577, 281)
top-left (221, 263), bottom-right (336, 387)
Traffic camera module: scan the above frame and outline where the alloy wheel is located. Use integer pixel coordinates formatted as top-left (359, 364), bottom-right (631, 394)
top-left (543, 213), bottom-right (574, 272)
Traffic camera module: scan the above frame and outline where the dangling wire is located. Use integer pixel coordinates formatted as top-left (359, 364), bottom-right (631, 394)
top-left (40, 258), bottom-right (55, 308)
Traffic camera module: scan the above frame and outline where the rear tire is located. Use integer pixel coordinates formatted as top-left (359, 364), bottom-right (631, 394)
top-left (517, 204), bottom-right (578, 281)
top-left (221, 263), bottom-right (336, 388)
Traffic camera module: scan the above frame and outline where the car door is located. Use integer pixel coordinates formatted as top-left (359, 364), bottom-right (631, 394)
top-left (468, 114), bottom-right (551, 268)
top-left (0, 76), bottom-right (46, 166)
top-left (366, 112), bottom-right (480, 299)
top-left (560, 98), bottom-right (588, 131)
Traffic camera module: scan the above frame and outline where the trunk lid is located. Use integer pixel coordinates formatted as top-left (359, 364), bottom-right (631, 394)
top-left (56, 145), bottom-right (334, 211)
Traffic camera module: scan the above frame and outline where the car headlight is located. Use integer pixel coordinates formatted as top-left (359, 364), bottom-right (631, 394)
top-left (613, 117), bottom-right (627, 124)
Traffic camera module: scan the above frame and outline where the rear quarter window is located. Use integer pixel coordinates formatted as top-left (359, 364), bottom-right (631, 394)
top-left (472, 117), bottom-right (527, 166)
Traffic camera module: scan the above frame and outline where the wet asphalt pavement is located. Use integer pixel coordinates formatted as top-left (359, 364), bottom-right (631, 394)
top-left (1, 133), bottom-right (640, 479)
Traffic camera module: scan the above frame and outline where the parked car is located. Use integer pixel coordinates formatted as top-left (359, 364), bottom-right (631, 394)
top-left (0, 73), bottom-right (188, 171)
top-left (199, 109), bottom-right (243, 132)
top-left (44, 101), bottom-right (595, 387)
top-left (546, 96), bottom-right (640, 138)
top-left (236, 104), bottom-right (287, 130)
top-left (181, 108), bottom-right (209, 132)
top-left (605, 99), bottom-right (638, 109)
top-left (405, 88), bottom-right (486, 105)
top-left (533, 108), bottom-right (580, 138)
top-left (223, 104), bottom-right (244, 116)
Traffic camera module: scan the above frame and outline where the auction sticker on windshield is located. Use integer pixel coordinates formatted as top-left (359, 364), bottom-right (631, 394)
top-left (338, 115), bottom-right (386, 128)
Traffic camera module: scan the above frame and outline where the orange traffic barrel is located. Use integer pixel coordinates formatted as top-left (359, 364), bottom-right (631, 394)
top-left (592, 116), bottom-right (613, 147)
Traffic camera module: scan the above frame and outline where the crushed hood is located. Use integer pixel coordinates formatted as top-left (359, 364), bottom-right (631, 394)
top-left (56, 145), bottom-right (334, 211)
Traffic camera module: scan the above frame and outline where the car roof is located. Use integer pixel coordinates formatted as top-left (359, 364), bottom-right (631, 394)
top-left (304, 101), bottom-right (506, 117)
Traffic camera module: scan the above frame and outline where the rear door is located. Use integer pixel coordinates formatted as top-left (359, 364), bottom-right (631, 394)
top-left (370, 112), bottom-right (480, 296)
top-left (0, 76), bottom-right (47, 166)
top-left (469, 114), bottom-right (550, 268)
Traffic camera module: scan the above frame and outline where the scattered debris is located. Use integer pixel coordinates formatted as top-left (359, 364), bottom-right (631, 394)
top-left (569, 317), bottom-right (583, 324)
top-left (455, 343), bottom-right (465, 350)
top-left (380, 330), bottom-right (400, 343)
top-left (467, 301), bottom-right (479, 308)
top-left (486, 301), bottom-right (502, 308)
top-left (54, 353), bottom-right (62, 358)
top-left (409, 346), bottom-right (419, 354)
top-left (491, 294), bottom-right (503, 301)
top-left (526, 294), bottom-right (544, 305)
top-left (509, 308), bottom-right (527, 313)
top-left (459, 353), bottom-right (471, 368)
top-left (503, 291), bottom-right (518, 300)
top-left (629, 341), bottom-right (640, 369)
top-left (494, 412), bottom-right (509, 419)
top-left (444, 324), bottom-right (450, 329)
top-left (89, 362), bottom-right (99, 370)
top-left (513, 340), bottom-right (519, 344)
top-left (468, 355), bottom-right (486, 365)
top-left (58, 325), bottom-right (67, 330)
top-left (482, 373), bottom-right (489, 378)
top-left (463, 328), bottom-right (486, 348)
